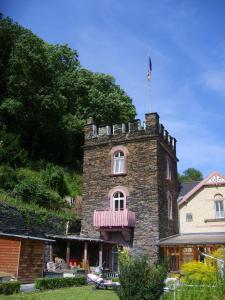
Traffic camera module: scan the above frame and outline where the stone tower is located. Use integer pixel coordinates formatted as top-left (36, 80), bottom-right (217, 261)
top-left (81, 113), bottom-right (179, 261)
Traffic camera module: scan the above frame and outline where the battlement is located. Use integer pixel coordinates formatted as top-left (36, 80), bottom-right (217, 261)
top-left (84, 113), bottom-right (176, 155)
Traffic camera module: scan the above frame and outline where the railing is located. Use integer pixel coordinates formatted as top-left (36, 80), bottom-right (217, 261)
top-left (93, 209), bottom-right (135, 228)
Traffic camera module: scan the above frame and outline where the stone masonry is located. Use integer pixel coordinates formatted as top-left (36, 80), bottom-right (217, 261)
top-left (81, 113), bottom-right (179, 262)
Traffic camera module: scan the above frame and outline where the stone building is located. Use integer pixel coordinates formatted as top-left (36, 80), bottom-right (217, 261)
top-left (81, 112), bottom-right (179, 265)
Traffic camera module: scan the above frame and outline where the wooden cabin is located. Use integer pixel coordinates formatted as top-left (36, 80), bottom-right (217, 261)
top-left (0, 232), bottom-right (54, 283)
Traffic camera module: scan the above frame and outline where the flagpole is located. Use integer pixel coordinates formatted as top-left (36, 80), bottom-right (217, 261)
top-left (147, 56), bottom-right (152, 112)
top-left (148, 74), bottom-right (152, 112)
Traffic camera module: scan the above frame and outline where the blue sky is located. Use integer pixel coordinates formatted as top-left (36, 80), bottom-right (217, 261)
top-left (1, 0), bottom-right (225, 176)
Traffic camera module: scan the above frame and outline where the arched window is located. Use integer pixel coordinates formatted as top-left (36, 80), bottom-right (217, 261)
top-left (166, 155), bottom-right (172, 180)
top-left (113, 151), bottom-right (125, 174)
top-left (113, 191), bottom-right (125, 211)
top-left (214, 194), bottom-right (224, 219)
top-left (167, 192), bottom-right (173, 220)
top-left (108, 186), bottom-right (129, 210)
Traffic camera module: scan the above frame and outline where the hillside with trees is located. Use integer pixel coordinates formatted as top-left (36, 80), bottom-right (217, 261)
top-left (0, 15), bottom-right (136, 223)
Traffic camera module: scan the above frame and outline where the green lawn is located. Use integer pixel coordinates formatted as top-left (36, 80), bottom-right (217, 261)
top-left (0, 286), bottom-right (119, 300)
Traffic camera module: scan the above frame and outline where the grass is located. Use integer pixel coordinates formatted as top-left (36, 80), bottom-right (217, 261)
top-left (0, 286), bottom-right (119, 300)
top-left (163, 283), bottom-right (225, 300)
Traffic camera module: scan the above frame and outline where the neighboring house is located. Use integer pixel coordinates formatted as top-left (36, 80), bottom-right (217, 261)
top-left (80, 113), bottom-right (179, 270)
top-left (0, 231), bottom-right (54, 283)
top-left (160, 171), bottom-right (225, 272)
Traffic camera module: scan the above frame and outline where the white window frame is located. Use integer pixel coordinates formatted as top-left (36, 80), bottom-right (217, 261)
top-left (215, 200), bottom-right (224, 219)
top-left (113, 151), bottom-right (125, 174)
top-left (113, 192), bottom-right (125, 211)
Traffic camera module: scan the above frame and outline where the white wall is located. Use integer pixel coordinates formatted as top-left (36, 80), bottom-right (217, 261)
top-left (179, 185), bottom-right (225, 233)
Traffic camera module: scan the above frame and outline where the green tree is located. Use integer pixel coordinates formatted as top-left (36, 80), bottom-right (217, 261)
top-left (179, 168), bottom-right (203, 183)
top-left (0, 131), bottom-right (27, 167)
top-left (0, 15), bottom-right (136, 168)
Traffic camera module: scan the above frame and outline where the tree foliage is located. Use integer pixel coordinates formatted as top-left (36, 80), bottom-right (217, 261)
top-left (117, 250), bottom-right (167, 300)
top-left (0, 15), bottom-right (136, 168)
top-left (179, 168), bottom-right (203, 183)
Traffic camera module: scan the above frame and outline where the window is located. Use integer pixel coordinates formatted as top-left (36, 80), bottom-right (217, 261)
top-left (113, 151), bottom-right (125, 174)
top-left (168, 192), bottom-right (173, 220)
top-left (113, 191), bottom-right (125, 211)
top-left (166, 155), bottom-right (172, 180)
top-left (110, 146), bottom-right (128, 176)
top-left (186, 213), bottom-right (193, 222)
top-left (214, 194), bottom-right (224, 218)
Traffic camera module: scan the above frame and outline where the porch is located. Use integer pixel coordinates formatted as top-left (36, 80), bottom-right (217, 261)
top-left (159, 233), bottom-right (225, 272)
top-left (46, 235), bottom-right (119, 273)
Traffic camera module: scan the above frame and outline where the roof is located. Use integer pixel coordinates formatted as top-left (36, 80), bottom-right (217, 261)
top-left (178, 181), bottom-right (200, 198)
top-left (178, 171), bottom-right (225, 206)
top-left (0, 231), bottom-right (54, 242)
top-left (47, 234), bottom-right (117, 244)
top-left (159, 233), bottom-right (225, 246)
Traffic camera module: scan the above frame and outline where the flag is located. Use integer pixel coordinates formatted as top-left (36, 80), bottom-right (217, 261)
top-left (147, 56), bottom-right (152, 81)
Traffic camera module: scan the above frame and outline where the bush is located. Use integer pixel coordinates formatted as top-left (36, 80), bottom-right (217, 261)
top-left (35, 276), bottom-right (86, 290)
top-left (0, 281), bottom-right (21, 295)
top-left (41, 165), bottom-right (70, 197)
top-left (0, 165), bottom-right (17, 190)
top-left (181, 261), bottom-right (217, 285)
top-left (12, 176), bottom-right (65, 209)
top-left (117, 250), bottom-right (167, 300)
top-left (206, 247), bottom-right (225, 273)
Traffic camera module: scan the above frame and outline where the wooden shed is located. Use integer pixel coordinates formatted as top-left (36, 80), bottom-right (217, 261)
top-left (0, 232), bottom-right (54, 283)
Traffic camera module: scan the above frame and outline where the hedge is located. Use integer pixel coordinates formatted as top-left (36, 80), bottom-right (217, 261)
top-left (0, 281), bottom-right (21, 295)
top-left (35, 276), bottom-right (86, 290)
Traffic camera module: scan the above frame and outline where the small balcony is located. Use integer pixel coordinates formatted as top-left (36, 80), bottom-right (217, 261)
top-left (93, 209), bottom-right (135, 228)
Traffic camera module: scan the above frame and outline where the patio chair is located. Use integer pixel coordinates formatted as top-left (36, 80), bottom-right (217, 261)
top-left (87, 273), bottom-right (120, 289)
top-left (46, 261), bottom-right (56, 271)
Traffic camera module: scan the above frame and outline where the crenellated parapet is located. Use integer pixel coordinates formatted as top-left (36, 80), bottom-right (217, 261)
top-left (84, 113), bottom-right (176, 155)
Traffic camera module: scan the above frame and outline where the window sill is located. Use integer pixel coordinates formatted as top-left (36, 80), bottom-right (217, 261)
top-left (166, 177), bottom-right (172, 181)
top-left (110, 173), bottom-right (127, 177)
top-left (204, 218), bottom-right (225, 223)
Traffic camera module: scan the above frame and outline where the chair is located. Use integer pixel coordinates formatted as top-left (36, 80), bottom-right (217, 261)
top-left (87, 273), bottom-right (120, 289)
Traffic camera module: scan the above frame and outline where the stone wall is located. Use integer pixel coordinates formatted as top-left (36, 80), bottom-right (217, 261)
top-left (81, 113), bottom-right (179, 261)
top-left (0, 201), bottom-right (69, 236)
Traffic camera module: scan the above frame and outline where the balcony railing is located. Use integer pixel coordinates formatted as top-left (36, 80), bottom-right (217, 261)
top-left (93, 209), bottom-right (135, 228)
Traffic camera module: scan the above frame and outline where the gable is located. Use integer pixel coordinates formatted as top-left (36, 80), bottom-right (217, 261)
top-left (178, 171), bottom-right (225, 206)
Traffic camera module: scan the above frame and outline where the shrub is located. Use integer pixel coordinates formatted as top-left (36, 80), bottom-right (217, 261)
top-left (41, 165), bottom-right (70, 197)
top-left (0, 281), bottom-right (21, 295)
top-left (206, 247), bottom-right (225, 273)
top-left (0, 165), bottom-right (17, 190)
top-left (12, 176), bottom-right (65, 209)
top-left (117, 250), bottom-right (167, 300)
top-left (35, 276), bottom-right (86, 290)
top-left (181, 261), bottom-right (217, 285)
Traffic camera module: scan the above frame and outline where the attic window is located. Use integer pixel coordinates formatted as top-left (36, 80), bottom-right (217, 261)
top-left (186, 213), bottom-right (193, 222)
